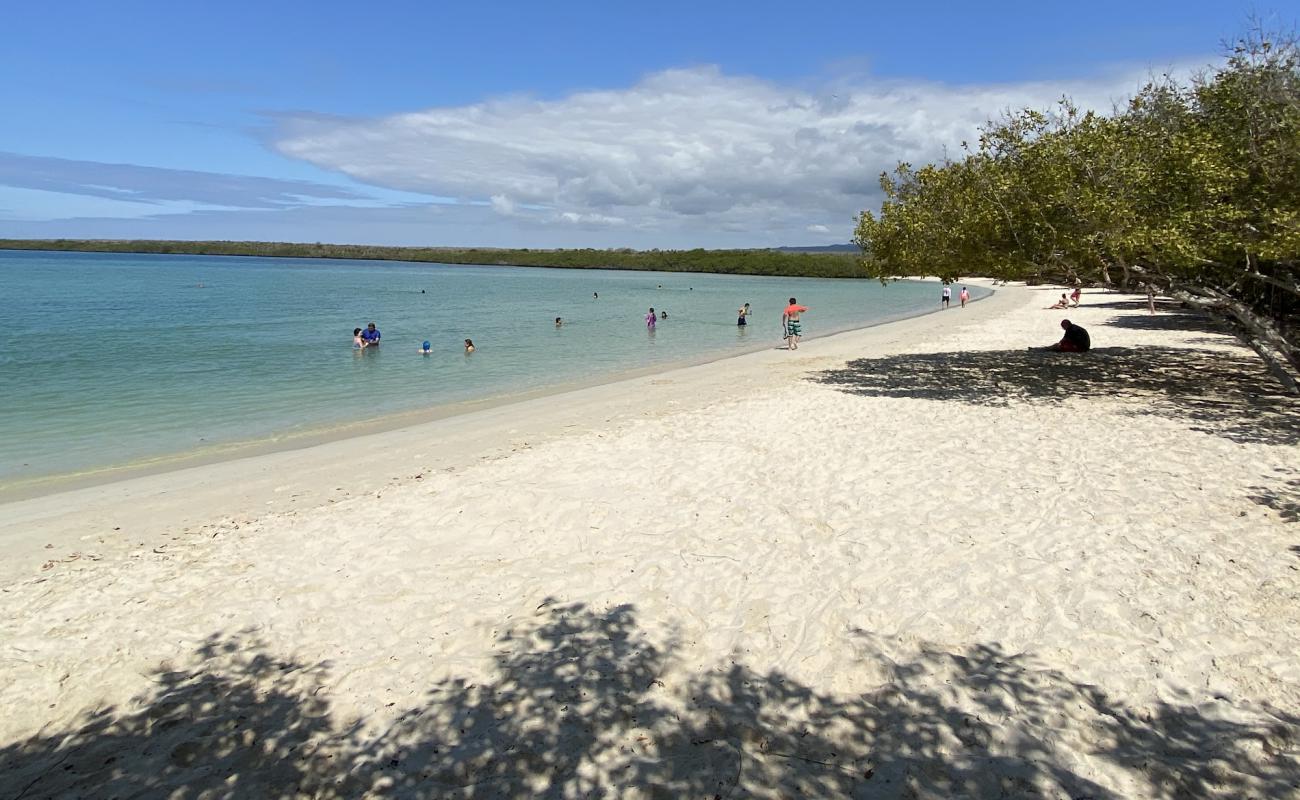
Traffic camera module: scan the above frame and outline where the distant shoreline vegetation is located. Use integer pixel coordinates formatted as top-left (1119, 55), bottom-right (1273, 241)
top-left (0, 239), bottom-right (867, 279)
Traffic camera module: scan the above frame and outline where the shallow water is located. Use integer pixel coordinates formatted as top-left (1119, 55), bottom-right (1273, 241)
top-left (0, 250), bottom-right (979, 484)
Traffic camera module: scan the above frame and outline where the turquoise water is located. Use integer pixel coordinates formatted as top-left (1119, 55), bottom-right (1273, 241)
top-left (0, 250), bottom-right (978, 486)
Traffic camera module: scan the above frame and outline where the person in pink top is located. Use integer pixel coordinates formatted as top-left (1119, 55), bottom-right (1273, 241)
top-left (646, 307), bottom-right (657, 329)
top-left (783, 297), bottom-right (808, 350)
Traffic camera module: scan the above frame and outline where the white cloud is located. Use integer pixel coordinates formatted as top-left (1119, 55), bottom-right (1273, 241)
top-left (271, 62), bottom-right (1192, 243)
top-left (489, 193), bottom-right (516, 216)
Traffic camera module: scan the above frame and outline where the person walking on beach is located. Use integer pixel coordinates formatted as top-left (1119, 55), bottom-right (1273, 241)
top-left (737, 303), bottom-right (751, 326)
top-left (646, 308), bottom-right (657, 330)
top-left (959, 287), bottom-right (970, 308)
top-left (783, 297), bottom-right (808, 350)
top-left (941, 284), bottom-right (952, 308)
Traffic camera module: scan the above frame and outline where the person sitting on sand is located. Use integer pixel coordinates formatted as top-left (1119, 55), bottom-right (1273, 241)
top-left (361, 322), bottom-right (381, 346)
top-left (1033, 319), bottom-right (1091, 352)
top-left (464, 338), bottom-right (475, 354)
top-left (783, 297), bottom-right (808, 350)
top-left (1046, 294), bottom-right (1070, 310)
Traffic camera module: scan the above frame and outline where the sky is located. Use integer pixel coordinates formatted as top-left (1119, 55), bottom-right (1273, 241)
top-left (0, 1), bottom-right (1285, 249)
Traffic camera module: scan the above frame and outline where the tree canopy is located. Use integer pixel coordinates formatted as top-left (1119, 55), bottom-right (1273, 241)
top-left (855, 26), bottom-right (1300, 384)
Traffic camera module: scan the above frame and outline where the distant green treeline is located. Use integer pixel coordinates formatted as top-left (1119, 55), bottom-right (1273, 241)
top-left (0, 239), bottom-right (867, 279)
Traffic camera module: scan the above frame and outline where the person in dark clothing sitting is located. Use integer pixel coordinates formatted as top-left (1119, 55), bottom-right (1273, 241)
top-left (1034, 319), bottom-right (1090, 352)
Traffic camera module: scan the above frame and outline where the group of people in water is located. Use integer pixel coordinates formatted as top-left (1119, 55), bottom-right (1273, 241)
top-left (349, 291), bottom-right (818, 355)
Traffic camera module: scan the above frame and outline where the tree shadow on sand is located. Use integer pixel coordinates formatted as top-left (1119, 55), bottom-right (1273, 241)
top-left (811, 347), bottom-right (1299, 447)
top-left (3, 602), bottom-right (1298, 798)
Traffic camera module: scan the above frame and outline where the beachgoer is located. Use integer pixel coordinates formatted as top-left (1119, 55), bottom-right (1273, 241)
top-left (1070, 286), bottom-right (1082, 307)
top-left (646, 308), bottom-right (657, 329)
top-left (353, 328), bottom-right (366, 349)
top-left (555, 317), bottom-right (563, 327)
top-left (1033, 319), bottom-right (1091, 352)
top-left (737, 303), bottom-right (751, 326)
top-left (1147, 284), bottom-right (1156, 315)
top-left (783, 297), bottom-right (809, 350)
top-left (593, 292), bottom-right (599, 300)
top-left (660, 310), bottom-right (668, 320)
top-left (959, 287), bottom-right (970, 308)
top-left (361, 322), bottom-right (381, 346)
top-left (941, 284), bottom-right (952, 308)
top-left (464, 338), bottom-right (475, 354)
top-left (418, 340), bottom-right (432, 355)
top-left (1045, 294), bottom-right (1070, 310)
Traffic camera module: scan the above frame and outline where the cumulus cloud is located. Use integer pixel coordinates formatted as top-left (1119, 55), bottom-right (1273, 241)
top-left (489, 193), bottom-right (517, 216)
top-left (270, 64), bottom-right (1186, 238)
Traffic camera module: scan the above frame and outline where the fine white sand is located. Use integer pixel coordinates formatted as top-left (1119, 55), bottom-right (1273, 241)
top-left (2, 281), bottom-right (1298, 798)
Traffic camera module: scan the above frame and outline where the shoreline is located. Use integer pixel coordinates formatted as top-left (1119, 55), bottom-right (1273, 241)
top-left (0, 279), bottom-right (1014, 583)
top-left (3, 278), bottom-right (1298, 795)
top-left (0, 283), bottom-right (981, 503)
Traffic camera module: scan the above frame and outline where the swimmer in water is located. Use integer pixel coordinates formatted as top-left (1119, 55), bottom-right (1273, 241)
top-left (418, 341), bottom-right (432, 354)
top-left (555, 317), bottom-right (563, 327)
top-left (660, 310), bottom-right (668, 320)
top-left (353, 328), bottom-right (367, 349)
top-left (464, 338), bottom-right (475, 354)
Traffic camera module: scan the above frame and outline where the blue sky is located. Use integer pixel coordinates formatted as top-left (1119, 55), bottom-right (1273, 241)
top-left (0, 0), bottom-right (1282, 248)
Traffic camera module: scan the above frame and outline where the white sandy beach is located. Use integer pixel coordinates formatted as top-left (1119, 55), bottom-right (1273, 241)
top-left (2, 281), bottom-right (1298, 798)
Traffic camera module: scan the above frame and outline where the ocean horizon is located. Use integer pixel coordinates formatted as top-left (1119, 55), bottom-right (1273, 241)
top-left (0, 250), bottom-right (979, 489)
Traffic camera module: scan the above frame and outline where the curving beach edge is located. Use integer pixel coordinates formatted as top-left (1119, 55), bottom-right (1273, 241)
top-left (2, 279), bottom-right (1298, 796)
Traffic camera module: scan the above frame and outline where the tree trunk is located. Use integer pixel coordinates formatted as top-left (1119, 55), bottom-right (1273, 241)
top-left (1170, 283), bottom-right (1300, 394)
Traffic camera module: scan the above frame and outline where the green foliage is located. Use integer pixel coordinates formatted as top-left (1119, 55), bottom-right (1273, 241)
top-left (0, 239), bottom-right (868, 280)
top-left (855, 24), bottom-right (1300, 373)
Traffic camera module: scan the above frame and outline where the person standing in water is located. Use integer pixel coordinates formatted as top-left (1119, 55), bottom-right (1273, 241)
top-left (646, 308), bottom-right (657, 330)
top-left (737, 303), bottom-right (751, 326)
top-left (353, 328), bottom-right (367, 349)
top-left (783, 297), bottom-right (808, 350)
top-left (464, 338), bottom-right (475, 354)
top-left (555, 317), bottom-right (563, 327)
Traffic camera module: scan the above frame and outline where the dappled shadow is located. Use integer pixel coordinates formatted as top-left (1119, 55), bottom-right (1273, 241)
top-left (812, 347), bottom-right (1300, 446)
top-left (1249, 477), bottom-right (1300, 524)
top-left (1078, 298), bottom-right (1182, 313)
top-left (3, 603), bottom-right (1298, 798)
top-left (1101, 308), bottom-right (1230, 335)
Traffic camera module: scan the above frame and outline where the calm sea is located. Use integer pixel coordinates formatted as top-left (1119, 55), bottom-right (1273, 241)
top-left (0, 250), bottom-right (976, 487)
